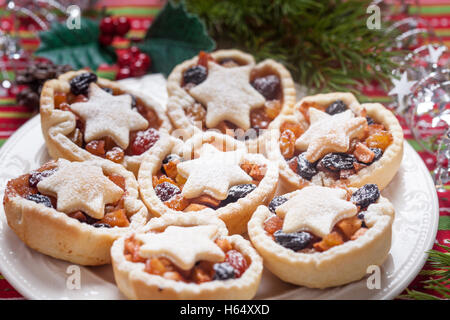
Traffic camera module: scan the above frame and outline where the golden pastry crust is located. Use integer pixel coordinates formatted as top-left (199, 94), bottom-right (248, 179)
top-left (247, 191), bottom-right (394, 289)
top-left (111, 214), bottom-right (263, 300)
top-left (166, 49), bottom-right (296, 151)
top-left (40, 70), bottom-right (172, 175)
top-left (3, 159), bottom-right (149, 266)
top-left (138, 131), bottom-right (279, 235)
top-left (266, 93), bottom-right (404, 191)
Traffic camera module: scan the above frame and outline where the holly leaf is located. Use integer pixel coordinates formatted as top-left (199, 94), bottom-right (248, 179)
top-left (35, 18), bottom-right (116, 71)
top-left (138, 1), bottom-right (215, 76)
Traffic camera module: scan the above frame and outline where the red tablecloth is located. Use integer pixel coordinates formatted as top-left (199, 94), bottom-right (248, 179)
top-left (0, 0), bottom-right (448, 299)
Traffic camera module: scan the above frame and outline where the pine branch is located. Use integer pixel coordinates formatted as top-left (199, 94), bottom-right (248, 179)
top-left (398, 244), bottom-right (450, 300)
top-left (183, 0), bottom-right (403, 99)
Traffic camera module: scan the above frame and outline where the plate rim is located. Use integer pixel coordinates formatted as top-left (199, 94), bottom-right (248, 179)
top-left (0, 115), bottom-right (440, 300)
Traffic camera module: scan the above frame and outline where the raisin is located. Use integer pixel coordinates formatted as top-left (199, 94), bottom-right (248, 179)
top-left (84, 214), bottom-right (99, 225)
top-left (129, 94), bottom-right (137, 108)
top-left (357, 212), bottom-right (367, 228)
top-left (102, 87), bottom-right (113, 95)
top-left (251, 75), bottom-right (280, 100)
top-left (225, 250), bottom-right (248, 278)
top-left (325, 100), bottom-right (347, 115)
top-left (183, 65), bottom-right (207, 86)
top-left (92, 223), bottom-right (112, 228)
top-left (366, 116), bottom-right (375, 125)
top-left (268, 196), bottom-right (288, 213)
top-left (319, 153), bottom-right (356, 172)
top-left (351, 184), bottom-right (380, 208)
top-left (221, 184), bottom-right (256, 206)
top-left (26, 194), bottom-right (53, 208)
top-left (129, 128), bottom-right (160, 155)
top-left (371, 148), bottom-right (383, 161)
top-left (162, 154), bottom-right (183, 165)
top-left (69, 72), bottom-right (98, 95)
top-left (155, 182), bottom-right (181, 202)
top-left (296, 153), bottom-right (317, 180)
top-left (29, 169), bottom-right (56, 188)
top-left (213, 262), bottom-right (236, 280)
top-left (274, 230), bottom-right (313, 251)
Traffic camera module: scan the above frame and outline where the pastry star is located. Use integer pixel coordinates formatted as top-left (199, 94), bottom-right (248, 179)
top-left (136, 225), bottom-right (225, 270)
top-left (189, 62), bottom-right (266, 130)
top-left (37, 159), bottom-right (124, 219)
top-left (177, 144), bottom-right (252, 200)
top-left (276, 186), bottom-right (357, 238)
top-left (70, 83), bottom-right (148, 149)
top-left (295, 108), bottom-right (367, 162)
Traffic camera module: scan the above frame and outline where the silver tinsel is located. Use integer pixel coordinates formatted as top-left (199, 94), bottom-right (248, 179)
top-left (0, 0), bottom-right (98, 91)
top-left (386, 3), bottom-right (450, 189)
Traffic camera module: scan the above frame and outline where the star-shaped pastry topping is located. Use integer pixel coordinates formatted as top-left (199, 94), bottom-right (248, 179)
top-left (136, 225), bottom-right (225, 270)
top-left (70, 83), bottom-right (148, 149)
top-left (37, 159), bottom-right (124, 219)
top-left (177, 144), bottom-right (252, 200)
top-left (276, 186), bottom-right (357, 238)
top-left (189, 62), bottom-right (266, 130)
top-left (295, 108), bottom-right (367, 162)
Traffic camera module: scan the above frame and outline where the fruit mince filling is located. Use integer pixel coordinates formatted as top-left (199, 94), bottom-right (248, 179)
top-left (124, 234), bottom-right (249, 283)
top-left (280, 100), bottom-right (393, 182)
top-left (263, 184), bottom-right (380, 252)
top-left (152, 153), bottom-right (266, 212)
top-left (53, 72), bottom-right (162, 162)
top-left (181, 51), bottom-right (283, 135)
top-left (6, 161), bottom-right (131, 228)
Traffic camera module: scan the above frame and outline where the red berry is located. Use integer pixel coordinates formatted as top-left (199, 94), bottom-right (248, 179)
top-left (130, 128), bottom-right (160, 155)
top-left (118, 52), bottom-right (133, 67)
top-left (116, 67), bottom-right (131, 80)
top-left (114, 16), bottom-right (131, 37)
top-left (137, 53), bottom-right (151, 68)
top-left (130, 59), bottom-right (147, 77)
top-left (99, 33), bottom-right (114, 46)
top-left (100, 17), bottom-right (115, 34)
top-left (129, 46), bottom-right (141, 57)
top-left (225, 250), bottom-right (248, 278)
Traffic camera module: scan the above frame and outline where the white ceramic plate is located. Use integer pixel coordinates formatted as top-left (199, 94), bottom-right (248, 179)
top-left (0, 75), bottom-right (439, 300)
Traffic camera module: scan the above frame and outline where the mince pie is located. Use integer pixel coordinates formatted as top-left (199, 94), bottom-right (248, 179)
top-left (166, 49), bottom-right (296, 151)
top-left (266, 92), bottom-right (404, 191)
top-left (111, 213), bottom-right (263, 299)
top-left (138, 131), bottom-right (279, 235)
top-left (248, 184), bottom-right (394, 288)
top-left (40, 70), bottom-right (172, 175)
top-left (3, 159), bottom-right (149, 265)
